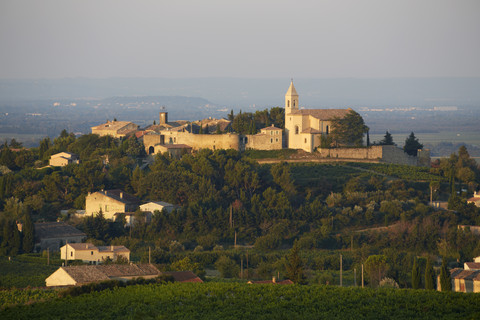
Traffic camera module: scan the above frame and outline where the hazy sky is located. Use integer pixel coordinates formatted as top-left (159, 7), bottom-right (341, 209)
top-left (1, 0), bottom-right (479, 79)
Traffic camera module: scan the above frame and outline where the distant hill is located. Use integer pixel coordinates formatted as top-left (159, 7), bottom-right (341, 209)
top-left (1, 77), bottom-right (480, 108)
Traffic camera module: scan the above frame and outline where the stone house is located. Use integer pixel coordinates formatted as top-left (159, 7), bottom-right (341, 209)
top-left (467, 191), bottom-right (480, 207)
top-left (49, 152), bottom-right (79, 167)
top-left (85, 189), bottom-right (140, 220)
top-left (437, 268), bottom-right (480, 293)
top-left (60, 243), bottom-right (130, 264)
top-left (243, 125), bottom-right (283, 150)
top-left (34, 222), bottom-right (86, 251)
top-left (45, 264), bottom-right (160, 287)
top-left (91, 120), bottom-right (139, 138)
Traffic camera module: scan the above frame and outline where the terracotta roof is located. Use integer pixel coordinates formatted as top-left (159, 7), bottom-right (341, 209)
top-left (292, 108), bottom-right (352, 120)
top-left (449, 268), bottom-right (480, 280)
top-left (61, 264), bottom-right (160, 285)
top-left (97, 246), bottom-right (130, 253)
top-left (91, 121), bottom-right (137, 132)
top-left (162, 271), bottom-right (203, 283)
top-left (467, 197), bottom-right (480, 202)
top-left (301, 127), bottom-right (322, 134)
top-left (465, 262), bottom-right (480, 270)
top-left (262, 125), bottom-right (282, 131)
top-left (94, 189), bottom-right (139, 205)
top-left (35, 222), bottom-right (86, 240)
top-left (248, 279), bottom-right (294, 285)
top-left (62, 266), bottom-right (111, 284)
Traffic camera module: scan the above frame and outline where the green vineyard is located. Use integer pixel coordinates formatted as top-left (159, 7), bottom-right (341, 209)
top-left (2, 282), bottom-right (480, 319)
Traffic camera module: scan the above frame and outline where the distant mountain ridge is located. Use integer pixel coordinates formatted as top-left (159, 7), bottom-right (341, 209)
top-left (1, 77), bottom-right (480, 108)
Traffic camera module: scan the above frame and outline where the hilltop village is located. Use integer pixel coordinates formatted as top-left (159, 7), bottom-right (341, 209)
top-left (92, 82), bottom-right (430, 167)
top-left (0, 81), bottom-right (479, 298)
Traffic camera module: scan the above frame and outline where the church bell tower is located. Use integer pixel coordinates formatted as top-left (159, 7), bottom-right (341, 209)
top-left (285, 80), bottom-right (299, 114)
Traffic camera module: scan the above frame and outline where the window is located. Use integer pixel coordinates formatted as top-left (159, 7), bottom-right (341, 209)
top-left (295, 126), bottom-right (299, 134)
top-left (326, 125), bottom-right (329, 134)
top-left (91, 251), bottom-right (93, 255)
top-left (245, 137), bottom-right (248, 144)
top-left (304, 138), bottom-right (307, 143)
top-left (276, 138), bottom-right (279, 142)
top-left (293, 100), bottom-right (296, 107)
top-left (288, 100), bottom-right (290, 108)
top-left (70, 252), bottom-right (73, 257)
top-left (271, 138), bottom-right (273, 143)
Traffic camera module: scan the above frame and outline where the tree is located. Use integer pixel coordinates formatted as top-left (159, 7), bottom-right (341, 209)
top-left (22, 213), bottom-right (35, 253)
top-left (330, 110), bottom-right (369, 146)
top-left (411, 257), bottom-right (420, 289)
top-left (425, 257), bottom-right (435, 290)
top-left (215, 255), bottom-right (239, 278)
top-left (439, 258), bottom-right (451, 292)
top-left (364, 255), bottom-right (389, 287)
top-left (403, 132), bottom-right (423, 156)
top-left (379, 131), bottom-right (394, 145)
top-left (285, 241), bottom-right (305, 283)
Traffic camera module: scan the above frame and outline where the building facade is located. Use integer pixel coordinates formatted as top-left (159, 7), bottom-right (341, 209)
top-left (85, 189), bottom-right (140, 220)
top-left (60, 243), bottom-right (130, 264)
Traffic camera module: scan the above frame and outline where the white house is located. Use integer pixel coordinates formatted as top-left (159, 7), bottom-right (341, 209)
top-left (140, 201), bottom-right (176, 214)
top-left (49, 152), bottom-right (79, 167)
top-left (60, 243), bottom-right (130, 264)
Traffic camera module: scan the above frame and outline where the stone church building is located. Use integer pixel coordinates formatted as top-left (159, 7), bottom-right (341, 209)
top-left (284, 81), bottom-right (351, 152)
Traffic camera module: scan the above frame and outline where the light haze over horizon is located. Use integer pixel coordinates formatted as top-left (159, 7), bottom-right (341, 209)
top-left (1, 0), bottom-right (480, 80)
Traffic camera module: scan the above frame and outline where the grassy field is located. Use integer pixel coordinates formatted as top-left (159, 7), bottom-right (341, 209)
top-left (2, 282), bottom-right (480, 319)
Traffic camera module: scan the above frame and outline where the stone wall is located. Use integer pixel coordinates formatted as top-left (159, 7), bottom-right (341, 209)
top-left (316, 145), bottom-right (431, 167)
top-left (144, 131), bottom-right (241, 152)
top-left (244, 133), bottom-right (282, 150)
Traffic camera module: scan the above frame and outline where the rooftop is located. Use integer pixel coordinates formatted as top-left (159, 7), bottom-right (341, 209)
top-left (35, 222), bottom-right (86, 240)
top-left (293, 108), bottom-right (352, 120)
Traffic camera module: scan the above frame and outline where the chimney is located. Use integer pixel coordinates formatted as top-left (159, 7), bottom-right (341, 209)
top-left (272, 276), bottom-right (276, 284)
top-left (111, 245), bottom-right (114, 251)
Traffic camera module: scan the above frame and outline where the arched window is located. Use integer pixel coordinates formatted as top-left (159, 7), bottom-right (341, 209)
top-left (288, 100), bottom-right (290, 108)
top-left (271, 138), bottom-right (273, 143)
top-left (293, 100), bottom-right (296, 107)
top-left (148, 146), bottom-right (154, 154)
top-left (295, 126), bottom-right (299, 134)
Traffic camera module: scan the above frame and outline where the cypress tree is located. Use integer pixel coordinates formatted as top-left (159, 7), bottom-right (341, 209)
top-left (11, 222), bottom-right (21, 255)
top-left (425, 257), bottom-right (435, 290)
top-left (440, 259), bottom-right (451, 291)
top-left (412, 257), bottom-right (421, 289)
top-left (22, 213), bottom-right (35, 253)
top-left (285, 241), bottom-right (305, 284)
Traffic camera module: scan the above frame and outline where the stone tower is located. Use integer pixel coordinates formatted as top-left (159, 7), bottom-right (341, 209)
top-left (285, 80), bottom-right (299, 115)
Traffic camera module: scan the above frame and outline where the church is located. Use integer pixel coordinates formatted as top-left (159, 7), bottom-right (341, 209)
top-left (284, 81), bottom-right (351, 152)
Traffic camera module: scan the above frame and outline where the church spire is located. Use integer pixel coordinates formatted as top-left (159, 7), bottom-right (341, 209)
top-left (285, 80), bottom-right (299, 113)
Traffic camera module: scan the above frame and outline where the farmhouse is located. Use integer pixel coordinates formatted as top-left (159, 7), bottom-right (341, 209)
top-left (45, 264), bottom-right (161, 287)
top-left (140, 201), bottom-right (176, 214)
top-left (437, 268), bottom-right (480, 293)
top-left (85, 189), bottom-right (140, 220)
top-left (34, 222), bottom-right (86, 251)
top-left (49, 152), bottom-right (79, 167)
top-left (467, 191), bottom-right (480, 207)
top-left (60, 243), bottom-right (130, 264)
